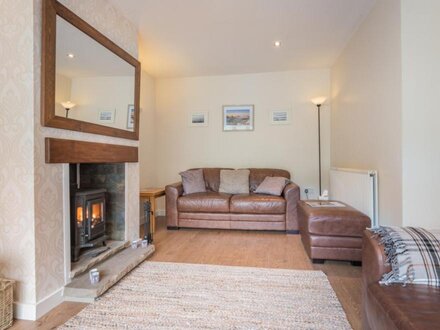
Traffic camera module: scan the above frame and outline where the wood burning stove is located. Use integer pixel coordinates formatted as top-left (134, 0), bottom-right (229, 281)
top-left (71, 188), bottom-right (107, 262)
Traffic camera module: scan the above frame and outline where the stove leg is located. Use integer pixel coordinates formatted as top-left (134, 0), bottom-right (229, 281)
top-left (72, 245), bottom-right (81, 263)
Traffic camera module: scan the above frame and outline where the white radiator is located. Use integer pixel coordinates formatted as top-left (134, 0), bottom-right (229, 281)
top-left (329, 167), bottom-right (379, 227)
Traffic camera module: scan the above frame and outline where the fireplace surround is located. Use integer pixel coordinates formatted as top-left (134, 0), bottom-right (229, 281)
top-left (43, 138), bottom-right (140, 288)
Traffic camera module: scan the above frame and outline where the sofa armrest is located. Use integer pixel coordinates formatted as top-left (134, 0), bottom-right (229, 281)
top-left (362, 230), bottom-right (391, 287)
top-left (165, 182), bottom-right (183, 228)
top-left (283, 182), bottom-right (300, 232)
top-left (362, 227), bottom-right (392, 329)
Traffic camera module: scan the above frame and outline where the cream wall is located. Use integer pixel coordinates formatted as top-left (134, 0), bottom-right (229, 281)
top-left (55, 74), bottom-right (72, 116)
top-left (154, 69), bottom-right (331, 210)
top-left (139, 71), bottom-right (156, 188)
top-left (69, 76), bottom-right (134, 130)
top-left (55, 74), bottom-right (136, 131)
top-left (401, 0), bottom-right (440, 228)
top-left (331, 0), bottom-right (402, 226)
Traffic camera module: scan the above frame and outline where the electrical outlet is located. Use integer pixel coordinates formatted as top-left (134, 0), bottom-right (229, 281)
top-left (304, 187), bottom-right (313, 195)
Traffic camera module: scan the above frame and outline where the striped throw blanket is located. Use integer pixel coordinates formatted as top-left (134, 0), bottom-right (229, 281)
top-left (371, 226), bottom-right (440, 287)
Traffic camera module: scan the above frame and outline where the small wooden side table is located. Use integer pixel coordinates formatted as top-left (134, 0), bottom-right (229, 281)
top-left (140, 188), bottom-right (165, 234)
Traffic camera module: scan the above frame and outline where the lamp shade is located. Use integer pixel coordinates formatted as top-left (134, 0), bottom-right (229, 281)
top-left (61, 101), bottom-right (76, 109)
top-left (311, 97), bottom-right (327, 106)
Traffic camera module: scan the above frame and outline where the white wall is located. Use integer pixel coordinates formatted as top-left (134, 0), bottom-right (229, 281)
top-left (55, 74), bottom-right (72, 117)
top-left (154, 69), bottom-right (331, 209)
top-left (401, 0), bottom-right (440, 228)
top-left (331, 0), bottom-right (402, 226)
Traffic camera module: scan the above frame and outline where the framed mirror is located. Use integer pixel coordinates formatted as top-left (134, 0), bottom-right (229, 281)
top-left (41, 0), bottom-right (140, 140)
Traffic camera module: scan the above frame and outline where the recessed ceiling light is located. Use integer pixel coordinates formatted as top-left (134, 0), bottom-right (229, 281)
top-left (67, 53), bottom-right (75, 58)
top-left (274, 41), bottom-right (281, 48)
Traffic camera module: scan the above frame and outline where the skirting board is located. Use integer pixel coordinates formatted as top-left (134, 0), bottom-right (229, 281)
top-left (14, 287), bottom-right (64, 320)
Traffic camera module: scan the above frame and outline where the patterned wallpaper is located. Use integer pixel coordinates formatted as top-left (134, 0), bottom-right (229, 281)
top-left (0, 0), bottom-right (37, 305)
top-left (1, 0), bottom-right (140, 307)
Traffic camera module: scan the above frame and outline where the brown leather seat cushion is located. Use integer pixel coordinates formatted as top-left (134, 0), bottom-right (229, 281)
top-left (177, 192), bottom-right (231, 213)
top-left (230, 194), bottom-right (286, 214)
top-left (298, 201), bottom-right (370, 237)
top-left (367, 283), bottom-right (440, 330)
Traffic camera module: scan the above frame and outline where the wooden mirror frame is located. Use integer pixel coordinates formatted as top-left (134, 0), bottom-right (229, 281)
top-left (41, 0), bottom-right (141, 140)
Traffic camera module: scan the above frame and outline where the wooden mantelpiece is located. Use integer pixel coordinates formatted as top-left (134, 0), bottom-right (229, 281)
top-left (45, 138), bottom-right (138, 163)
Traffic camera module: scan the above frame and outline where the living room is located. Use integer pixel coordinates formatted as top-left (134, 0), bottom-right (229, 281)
top-left (0, 0), bottom-right (439, 329)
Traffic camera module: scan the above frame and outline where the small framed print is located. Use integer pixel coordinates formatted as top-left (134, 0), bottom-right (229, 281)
top-left (98, 109), bottom-right (115, 123)
top-left (223, 105), bottom-right (254, 131)
top-left (189, 112), bottom-right (209, 127)
top-left (127, 105), bottom-right (135, 129)
top-left (270, 110), bottom-right (291, 125)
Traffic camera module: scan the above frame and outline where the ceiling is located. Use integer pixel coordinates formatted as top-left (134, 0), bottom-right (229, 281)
top-left (109, 0), bottom-right (376, 78)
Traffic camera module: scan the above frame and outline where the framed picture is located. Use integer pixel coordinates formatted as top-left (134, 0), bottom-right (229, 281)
top-left (98, 109), bottom-right (115, 123)
top-left (223, 105), bottom-right (254, 131)
top-left (127, 105), bottom-right (135, 129)
top-left (270, 110), bottom-right (291, 125)
top-left (189, 112), bottom-right (209, 127)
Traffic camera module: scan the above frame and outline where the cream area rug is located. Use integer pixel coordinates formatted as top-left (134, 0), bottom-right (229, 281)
top-left (60, 262), bottom-right (351, 329)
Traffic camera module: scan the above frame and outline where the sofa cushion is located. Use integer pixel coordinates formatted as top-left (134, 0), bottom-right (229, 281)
top-left (255, 176), bottom-right (290, 196)
top-left (249, 168), bottom-right (290, 192)
top-left (219, 169), bottom-right (250, 194)
top-left (202, 168), bottom-right (233, 192)
top-left (179, 169), bottom-right (206, 195)
top-left (230, 194), bottom-right (286, 214)
top-left (177, 192), bottom-right (231, 213)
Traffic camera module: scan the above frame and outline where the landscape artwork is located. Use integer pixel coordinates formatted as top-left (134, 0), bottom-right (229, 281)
top-left (98, 109), bottom-right (115, 123)
top-left (189, 112), bottom-right (208, 126)
top-left (223, 105), bottom-right (254, 131)
top-left (271, 110), bottom-right (290, 124)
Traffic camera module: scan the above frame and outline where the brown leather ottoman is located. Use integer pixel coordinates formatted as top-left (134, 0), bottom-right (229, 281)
top-left (298, 200), bottom-right (371, 264)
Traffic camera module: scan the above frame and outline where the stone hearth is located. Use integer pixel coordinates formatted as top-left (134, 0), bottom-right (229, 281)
top-left (64, 245), bottom-right (155, 302)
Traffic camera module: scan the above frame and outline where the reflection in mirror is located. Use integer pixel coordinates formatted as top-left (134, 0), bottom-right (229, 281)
top-left (55, 16), bottom-right (136, 132)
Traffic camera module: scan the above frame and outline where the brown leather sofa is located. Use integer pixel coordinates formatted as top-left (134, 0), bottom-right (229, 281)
top-left (362, 230), bottom-right (440, 330)
top-left (166, 168), bottom-right (300, 232)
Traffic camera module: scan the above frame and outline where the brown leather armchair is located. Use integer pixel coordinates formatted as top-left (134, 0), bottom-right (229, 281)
top-left (362, 230), bottom-right (440, 330)
top-left (166, 168), bottom-right (300, 233)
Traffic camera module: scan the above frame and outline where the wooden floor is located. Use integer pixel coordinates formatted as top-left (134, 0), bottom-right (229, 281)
top-left (12, 217), bottom-right (362, 330)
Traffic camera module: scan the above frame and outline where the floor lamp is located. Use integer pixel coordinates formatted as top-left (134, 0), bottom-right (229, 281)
top-left (61, 101), bottom-right (76, 118)
top-left (311, 97), bottom-right (327, 197)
